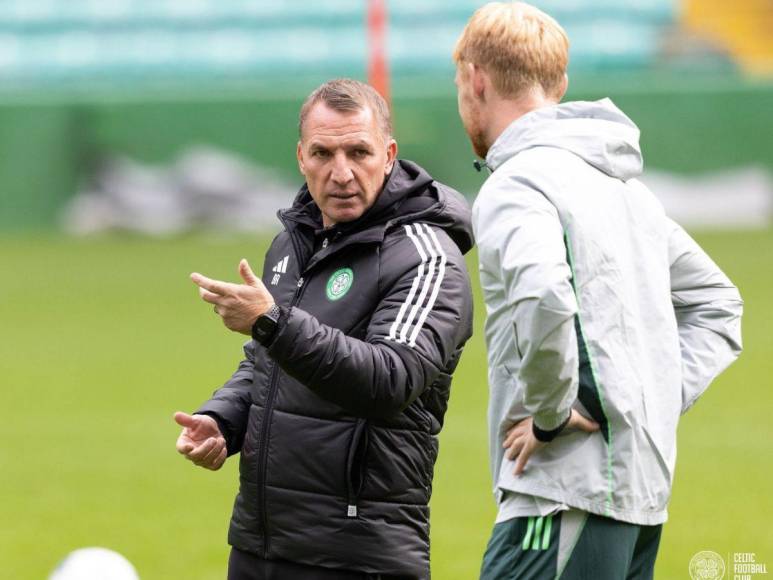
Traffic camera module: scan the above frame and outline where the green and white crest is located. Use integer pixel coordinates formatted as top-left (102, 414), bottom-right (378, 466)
top-left (326, 268), bottom-right (354, 301)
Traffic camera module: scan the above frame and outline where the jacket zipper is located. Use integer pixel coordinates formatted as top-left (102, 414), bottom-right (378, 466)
top-left (255, 231), bottom-right (308, 558)
top-left (345, 419), bottom-right (369, 518)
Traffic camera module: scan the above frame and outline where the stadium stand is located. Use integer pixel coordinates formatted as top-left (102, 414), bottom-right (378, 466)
top-left (0, 0), bottom-right (679, 87)
top-left (683, 0), bottom-right (773, 75)
top-left (0, 0), bottom-right (770, 231)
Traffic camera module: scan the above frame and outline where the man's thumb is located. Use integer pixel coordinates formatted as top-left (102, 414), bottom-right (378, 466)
top-left (174, 411), bottom-right (198, 428)
top-left (239, 259), bottom-right (260, 287)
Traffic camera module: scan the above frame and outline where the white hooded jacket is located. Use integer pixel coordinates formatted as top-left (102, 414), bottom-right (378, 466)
top-left (473, 99), bottom-right (743, 525)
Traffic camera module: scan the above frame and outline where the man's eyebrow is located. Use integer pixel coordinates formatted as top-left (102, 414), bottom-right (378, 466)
top-left (307, 138), bottom-right (375, 150)
top-left (345, 140), bottom-right (374, 150)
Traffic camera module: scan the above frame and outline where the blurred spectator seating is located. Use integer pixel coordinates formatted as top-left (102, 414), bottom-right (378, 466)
top-left (0, 0), bottom-right (681, 87)
top-left (683, 0), bottom-right (773, 75)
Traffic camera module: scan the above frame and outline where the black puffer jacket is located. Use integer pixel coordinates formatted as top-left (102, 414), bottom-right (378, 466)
top-left (197, 160), bottom-right (474, 578)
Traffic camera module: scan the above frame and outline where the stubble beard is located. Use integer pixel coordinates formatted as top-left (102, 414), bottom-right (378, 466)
top-left (470, 129), bottom-right (489, 159)
top-left (464, 109), bottom-right (489, 159)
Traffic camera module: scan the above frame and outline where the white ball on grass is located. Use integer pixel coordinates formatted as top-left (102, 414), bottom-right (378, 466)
top-left (49, 547), bottom-right (139, 580)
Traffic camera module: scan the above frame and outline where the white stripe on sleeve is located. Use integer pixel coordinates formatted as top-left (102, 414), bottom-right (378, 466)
top-left (408, 224), bottom-right (448, 347)
top-left (399, 223), bottom-right (438, 343)
top-left (388, 224), bottom-right (427, 342)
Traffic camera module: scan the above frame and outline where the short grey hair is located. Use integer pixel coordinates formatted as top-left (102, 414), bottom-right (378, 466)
top-left (298, 78), bottom-right (392, 141)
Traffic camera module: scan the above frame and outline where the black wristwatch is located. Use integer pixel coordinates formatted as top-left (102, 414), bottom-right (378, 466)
top-left (251, 304), bottom-right (282, 345)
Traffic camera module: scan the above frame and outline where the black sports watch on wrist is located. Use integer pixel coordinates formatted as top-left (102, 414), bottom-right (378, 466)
top-left (251, 303), bottom-right (282, 345)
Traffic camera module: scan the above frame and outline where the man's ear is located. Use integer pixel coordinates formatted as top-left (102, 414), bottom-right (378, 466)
top-left (296, 141), bottom-right (305, 175)
top-left (384, 138), bottom-right (398, 175)
top-left (470, 62), bottom-right (487, 101)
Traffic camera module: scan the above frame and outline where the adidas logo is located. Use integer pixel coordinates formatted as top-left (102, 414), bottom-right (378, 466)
top-left (272, 256), bottom-right (289, 274)
top-left (270, 255), bottom-right (289, 286)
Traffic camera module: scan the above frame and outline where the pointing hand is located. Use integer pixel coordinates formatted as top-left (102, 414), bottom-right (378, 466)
top-left (190, 259), bottom-right (275, 335)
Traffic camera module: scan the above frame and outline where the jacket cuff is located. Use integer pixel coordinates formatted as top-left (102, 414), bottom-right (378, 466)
top-left (532, 410), bottom-right (571, 443)
top-left (267, 305), bottom-right (301, 358)
top-left (194, 410), bottom-right (236, 455)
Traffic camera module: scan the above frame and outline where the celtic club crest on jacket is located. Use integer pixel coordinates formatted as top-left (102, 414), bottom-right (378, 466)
top-left (326, 268), bottom-right (353, 300)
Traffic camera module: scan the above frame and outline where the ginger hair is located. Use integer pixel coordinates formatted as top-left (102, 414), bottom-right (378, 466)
top-left (453, 2), bottom-right (569, 99)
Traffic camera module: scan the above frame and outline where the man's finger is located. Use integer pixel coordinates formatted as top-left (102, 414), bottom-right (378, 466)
top-left (505, 439), bottom-right (524, 461)
top-left (199, 287), bottom-right (222, 305)
top-left (215, 446), bottom-right (228, 468)
top-left (177, 443), bottom-right (194, 455)
top-left (191, 272), bottom-right (228, 295)
top-left (176, 435), bottom-right (194, 455)
top-left (199, 438), bottom-right (225, 466)
top-left (209, 446), bottom-right (228, 471)
top-left (174, 411), bottom-right (198, 429)
top-left (503, 419), bottom-right (529, 448)
top-left (239, 259), bottom-right (260, 287)
top-left (514, 443), bottom-right (533, 475)
top-left (189, 438), bottom-right (218, 462)
top-left (503, 426), bottom-right (523, 448)
top-left (187, 443), bottom-right (216, 467)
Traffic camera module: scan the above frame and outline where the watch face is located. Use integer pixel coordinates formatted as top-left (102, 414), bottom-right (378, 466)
top-left (253, 307), bottom-right (280, 343)
top-left (255, 316), bottom-right (276, 334)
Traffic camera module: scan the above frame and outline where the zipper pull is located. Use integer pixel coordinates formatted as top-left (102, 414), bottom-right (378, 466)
top-left (347, 505), bottom-right (358, 518)
top-left (297, 277), bottom-right (304, 288)
top-left (322, 238), bottom-right (329, 249)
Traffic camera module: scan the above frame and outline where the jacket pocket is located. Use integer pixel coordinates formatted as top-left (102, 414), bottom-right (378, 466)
top-left (344, 419), bottom-right (369, 518)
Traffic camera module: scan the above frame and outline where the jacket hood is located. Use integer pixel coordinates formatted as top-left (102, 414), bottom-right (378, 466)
top-left (282, 159), bottom-right (474, 254)
top-left (485, 98), bottom-right (643, 181)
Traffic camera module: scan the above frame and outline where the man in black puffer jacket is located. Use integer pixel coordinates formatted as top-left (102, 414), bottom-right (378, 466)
top-left (174, 79), bottom-right (474, 579)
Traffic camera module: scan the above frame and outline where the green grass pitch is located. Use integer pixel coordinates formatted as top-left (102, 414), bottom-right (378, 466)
top-left (1, 228), bottom-right (770, 578)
